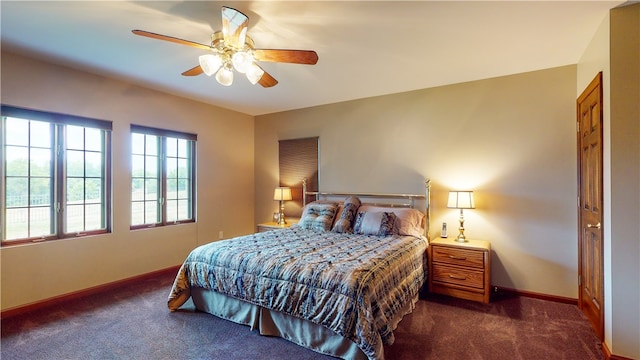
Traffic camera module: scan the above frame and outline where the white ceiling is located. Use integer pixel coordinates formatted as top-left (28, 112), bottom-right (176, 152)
top-left (0, 1), bottom-right (624, 116)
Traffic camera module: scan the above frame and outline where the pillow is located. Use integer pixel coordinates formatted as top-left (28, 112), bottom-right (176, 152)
top-left (300, 199), bottom-right (337, 221)
top-left (331, 196), bottom-right (361, 233)
top-left (331, 204), bottom-right (344, 228)
top-left (353, 211), bottom-right (397, 236)
top-left (356, 205), bottom-right (425, 237)
top-left (298, 202), bottom-right (338, 231)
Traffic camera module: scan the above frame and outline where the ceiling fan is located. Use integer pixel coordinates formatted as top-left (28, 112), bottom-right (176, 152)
top-left (132, 6), bottom-right (318, 88)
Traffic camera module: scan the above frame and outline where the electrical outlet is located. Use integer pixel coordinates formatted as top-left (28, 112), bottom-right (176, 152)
top-left (494, 286), bottom-right (499, 293)
top-left (218, 231), bottom-right (224, 239)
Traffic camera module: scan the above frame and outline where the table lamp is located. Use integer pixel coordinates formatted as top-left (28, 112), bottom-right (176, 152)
top-left (447, 190), bottom-right (475, 242)
top-left (273, 187), bottom-right (292, 225)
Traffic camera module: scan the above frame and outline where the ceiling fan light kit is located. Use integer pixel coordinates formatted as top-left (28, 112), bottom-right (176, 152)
top-left (196, 31), bottom-right (264, 86)
top-left (133, 6), bottom-right (318, 88)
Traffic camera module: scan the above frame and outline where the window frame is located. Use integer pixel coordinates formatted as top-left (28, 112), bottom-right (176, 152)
top-left (1, 105), bottom-right (112, 246)
top-left (130, 124), bottom-right (196, 229)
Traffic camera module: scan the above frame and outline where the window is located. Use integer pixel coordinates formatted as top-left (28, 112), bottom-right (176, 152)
top-left (279, 137), bottom-right (319, 217)
top-left (130, 125), bottom-right (196, 228)
top-left (1, 105), bottom-right (112, 246)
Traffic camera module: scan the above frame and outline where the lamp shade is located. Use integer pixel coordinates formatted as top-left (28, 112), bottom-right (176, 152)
top-left (447, 191), bottom-right (475, 209)
top-left (215, 65), bottom-right (234, 86)
top-left (273, 187), bottom-right (292, 201)
top-left (199, 54), bottom-right (222, 76)
top-left (231, 51), bottom-right (254, 73)
top-left (246, 63), bottom-right (265, 85)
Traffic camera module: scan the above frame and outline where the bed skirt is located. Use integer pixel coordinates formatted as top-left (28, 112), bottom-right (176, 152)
top-left (190, 287), bottom-right (415, 360)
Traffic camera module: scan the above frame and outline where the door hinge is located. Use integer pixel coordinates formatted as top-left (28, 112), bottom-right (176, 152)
top-left (576, 121), bottom-right (580, 133)
top-left (578, 275), bottom-right (582, 286)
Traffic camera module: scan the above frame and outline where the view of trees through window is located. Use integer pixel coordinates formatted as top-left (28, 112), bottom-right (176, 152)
top-left (1, 106), bottom-right (111, 245)
top-left (4, 117), bottom-right (53, 239)
top-left (2, 107), bottom-right (195, 245)
top-left (131, 133), bottom-right (160, 225)
top-left (64, 125), bottom-right (105, 233)
top-left (130, 125), bottom-right (195, 228)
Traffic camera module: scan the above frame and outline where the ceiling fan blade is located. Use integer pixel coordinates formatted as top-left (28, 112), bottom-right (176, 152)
top-left (132, 30), bottom-right (212, 51)
top-left (221, 6), bottom-right (249, 49)
top-left (253, 49), bottom-right (318, 65)
top-left (182, 65), bottom-right (203, 76)
top-left (258, 68), bottom-right (278, 88)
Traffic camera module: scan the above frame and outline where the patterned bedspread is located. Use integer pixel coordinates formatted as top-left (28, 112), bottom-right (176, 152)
top-left (168, 226), bottom-right (428, 360)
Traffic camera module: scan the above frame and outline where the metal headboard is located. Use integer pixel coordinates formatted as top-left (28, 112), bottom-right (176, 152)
top-left (302, 179), bottom-right (432, 241)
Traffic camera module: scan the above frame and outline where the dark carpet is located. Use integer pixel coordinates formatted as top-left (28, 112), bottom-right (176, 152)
top-left (1, 271), bottom-right (603, 360)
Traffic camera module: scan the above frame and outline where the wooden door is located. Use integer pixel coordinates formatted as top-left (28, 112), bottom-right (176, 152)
top-left (577, 72), bottom-right (604, 340)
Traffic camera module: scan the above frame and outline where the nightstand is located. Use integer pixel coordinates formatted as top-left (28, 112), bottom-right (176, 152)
top-left (428, 238), bottom-right (491, 304)
top-left (256, 219), bottom-right (297, 233)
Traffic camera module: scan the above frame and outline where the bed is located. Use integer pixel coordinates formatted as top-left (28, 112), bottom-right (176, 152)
top-left (168, 180), bottom-right (431, 360)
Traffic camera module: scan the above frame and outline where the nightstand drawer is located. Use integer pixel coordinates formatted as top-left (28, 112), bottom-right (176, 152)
top-left (431, 246), bottom-right (485, 269)
top-left (431, 264), bottom-right (484, 289)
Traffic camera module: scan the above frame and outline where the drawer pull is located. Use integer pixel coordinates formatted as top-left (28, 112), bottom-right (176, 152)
top-left (449, 255), bottom-right (467, 260)
top-left (449, 274), bottom-right (467, 280)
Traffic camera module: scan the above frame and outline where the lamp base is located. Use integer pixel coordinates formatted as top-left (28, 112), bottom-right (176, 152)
top-left (278, 200), bottom-right (286, 225)
top-left (456, 209), bottom-right (467, 242)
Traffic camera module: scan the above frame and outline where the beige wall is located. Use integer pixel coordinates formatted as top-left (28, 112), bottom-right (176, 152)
top-left (0, 51), bottom-right (256, 311)
top-left (256, 65), bottom-right (579, 298)
top-left (609, 5), bottom-right (640, 358)
top-left (605, 4), bottom-right (640, 359)
top-left (577, 4), bottom-right (640, 358)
